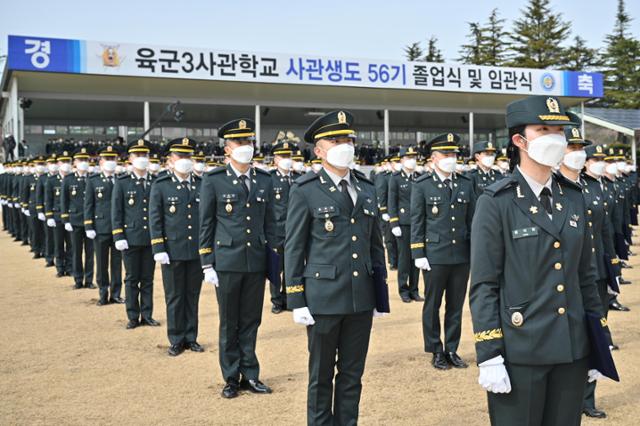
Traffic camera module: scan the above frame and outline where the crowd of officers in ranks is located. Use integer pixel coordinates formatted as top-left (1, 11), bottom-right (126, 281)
top-left (0, 97), bottom-right (637, 425)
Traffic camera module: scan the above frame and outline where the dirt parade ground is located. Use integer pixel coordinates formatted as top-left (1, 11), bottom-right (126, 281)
top-left (0, 229), bottom-right (639, 425)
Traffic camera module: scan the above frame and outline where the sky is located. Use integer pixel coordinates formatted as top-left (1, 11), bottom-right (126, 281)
top-left (1, 0), bottom-right (639, 64)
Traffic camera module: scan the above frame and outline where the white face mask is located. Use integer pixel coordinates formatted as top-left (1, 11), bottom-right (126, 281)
top-left (88, 165), bottom-right (96, 174)
top-left (403, 158), bottom-right (417, 170)
top-left (231, 145), bottom-right (254, 164)
top-left (617, 161), bottom-right (627, 172)
top-left (522, 133), bottom-right (568, 167)
top-left (325, 143), bottom-right (355, 169)
top-left (76, 161), bottom-right (89, 171)
top-left (588, 161), bottom-right (606, 177)
top-left (174, 158), bottom-right (193, 174)
top-left (436, 156), bottom-right (457, 174)
top-left (48, 164), bottom-right (59, 173)
top-left (416, 165), bottom-right (424, 174)
top-left (35, 165), bottom-right (45, 174)
top-left (115, 165), bottom-right (125, 174)
top-left (132, 156), bottom-right (149, 171)
top-left (392, 162), bottom-right (402, 172)
top-left (605, 163), bottom-right (618, 175)
top-left (497, 161), bottom-right (509, 171)
top-left (562, 150), bottom-right (587, 171)
top-left (102, 161), bottom-right (117, 172)
top-left (148, 163), bottom-right (161, 173)
top-left (278, 158), bottom-right (293, 171)
top-left (59, 163), bottom-right (72, 173)
top-left (192, 162), bottom-right (205, 173)
top-left (293, 161), bottom-right (305, 172)
top-left (480, 155), bottom-right (495, 168)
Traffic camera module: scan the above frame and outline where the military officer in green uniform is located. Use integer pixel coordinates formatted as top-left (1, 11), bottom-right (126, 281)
top-left (469, 95), bottom-right (610, 425)
top-left (374, 157), bottom-right (398, 271)
top-left (149, 137), bottom-right (204, 356)
top-left (112, 139), bottom-right (160, 329)
top-left (285, 110), bottom-right (388, 426)
top-left (23, 156), bottom-right (46, 259)
top-left (388, 146), bottom-right (423, 302)
top-left (410, 133), bottom-right (475, 370)
top-left (469, 141), bottom-right (501, 194)
top-left (45, 151), bottom-right (73, 277)
top-left (61, 147), bottom-right (95, 289)
top-left (268, 138), bottom-right (300, 314)
top-left (198, 118), bottom-right (277, 398)
top-left (84, 145), bottom-right (124, 306)
top-left (37, 155), bottom-right (57, 267)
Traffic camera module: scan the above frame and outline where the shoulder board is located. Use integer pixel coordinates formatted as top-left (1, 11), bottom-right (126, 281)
top-left (205, 167), bottom-right (226, 176)
top-left (456, 173), bottom-right (471, 181)
top-left (294, 171), bottom-right (319, 185)
top-left (415, 173), bottom-right (431, 182)
top-left (553, 172), bottom-right (582, 192)
top-left (193, 174), bottom-right (202, 181)
top-left (391, 171), bottom-right (402, 176)
top-left (117, 174), bottom-right (130, 180)
top-left (154, 174), bottom-right (172, 183)
top-left (484, 176), bottom-right (518, 197)
top-left (255, 167), bottom-right (271, 176)
top-left (269, 169), bottom-right (278, 176)
top-left (352, 169), bottom-right (373, 185)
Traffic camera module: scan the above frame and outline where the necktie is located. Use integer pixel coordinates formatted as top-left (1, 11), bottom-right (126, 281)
top-left (540, 187), bottom-right (552, 215)
top-left (339, 179), bottom-right (354, 212)
top-left (443, 178), bottom-right (452, 199)
top-left (139, 177), bottom-right (146, 190)
top-left (239, 175), bottom-right (249, 196)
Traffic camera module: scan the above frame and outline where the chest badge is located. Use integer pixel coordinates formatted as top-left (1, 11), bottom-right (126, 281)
top-left (169, 205), bottom-right (176, 214)
top-left (555, 203), bottom-right (563, 211)
top-left (71, 189), bottom-right (77, 196)
top-left (128, 198), bottom-right (134, 206)
top-left (97, 192), bottom-right (103, 199)
top-left (225, 203), bottom-right (233, 213)
top-left (511, 312), bottom-right (524, 327)
top-left (529, 206), bottom-right (538, 214)
top-left (324, 219), bottom-right (334, 232)
top-left (432, 205), bottom-right (439, 215)
top-left (275, 193), bottom-right (281, 200)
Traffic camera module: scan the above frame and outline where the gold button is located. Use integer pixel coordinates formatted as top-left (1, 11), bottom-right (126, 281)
top-left (143, 225), bottom-right (147, 230)
top-left (451, 217), bottom-right (456, 221)
top-left (143, 208), bottom-right (147, 212)
top-left (352, 235), bottom-right (357, 241)
top-left (246, 229), bottom-right (251, 234)
top-left (143, 199), bottom-right (147, 203)
top-left (187, 215), bottom-right (192, 219)
top-left (246, 242), bottom-right (251, 247)
top-left (187, 204), bottom-right (191, 208)
top-left (554, 262), bottom-right (562, 270)
top-left (553, 241), bottom-right (560, 249)
top-left (246, 216), bottom-right (251, 220)
top-left (558, 307), bottom-right (566, 315)
top-left (353, 271), bottom-right (359, 277)
top-left (451, 204), bottom-right (454, 209)
top-left (350, 218), bottom-right (355, 224)
top-left (143, 217), bottom-right (147, 220)
top-left (400, 208), bottom-right (405, 213)
top-left (588, 209), bottom-right (592, 215)
top-left (452, 240), bottom-right (456, 244)
top-left (451, 228), bottom-right (455, 232)
top-left (188, 225), bottom-right (192, 229)
top-left (315, 272), bottom-right (320, 278)
top-left (246, 203), bottom-right (250, 208)
top-left (188, 236), bottom-right (192, 240)
top-left (352, 253), bottom-right (358, 259)
top-left (589, 222), bottom-right (593, 227)
top-left (557, 284), bottom-right (564, 292)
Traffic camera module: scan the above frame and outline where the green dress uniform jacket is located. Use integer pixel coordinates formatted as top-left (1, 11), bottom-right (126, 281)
top-left (61, 172), bottom-right (89, 227)
top-left (468, 167), bottom-right (501, 195)
top-left (111, 173), bottom-right (155, 246)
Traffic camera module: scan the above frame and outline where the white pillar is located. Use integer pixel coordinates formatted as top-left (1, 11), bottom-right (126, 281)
top-left (9, 76), bottom-right (20, 158)
top-left (468, 112), bottom-right (474, 154)
top-left (143, 101), bottom-right (150, 133)
top-left (384, 109), bottom-right (390, 155)
top-left (581, 102), bottom-right (585, 139)
top-left (633, 134), bottom-right (637, 165)
top-left (118, 126), bottom-right (128, 140)
top-left (255, 105), bottom-right (261, 149)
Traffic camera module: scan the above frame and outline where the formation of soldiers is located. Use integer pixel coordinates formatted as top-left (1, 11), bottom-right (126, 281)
top-left (0, 96), bottom-right (638, 425)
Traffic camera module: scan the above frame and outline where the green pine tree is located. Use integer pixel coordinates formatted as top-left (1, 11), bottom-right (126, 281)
top-left (482, 8), bottom-right (511, 66)
top-left (424, 36), bottom-right (444, 62)
top-left (459, 22), bottom-right (484, 64)
top-left (562, 36), bottom-right (601, 71)
top-left (509, 0), bottom-right (572, 68)
top-left (404, 42), bottom-right (424, 62)
top-left (599, 0), bottom-right (640, 108)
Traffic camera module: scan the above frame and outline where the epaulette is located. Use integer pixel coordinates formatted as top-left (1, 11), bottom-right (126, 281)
top-left (391, 171), bottom-right (402, 176)
top-left (294, 171), bottom-right (319, 185)
top-left (117, 174), bottom-right (130, 180)
top-left (352, 169), bottom-right (373, 185)
top-left (554, 172), bottom-right (582, 192)
top-left (415, 173), bottom-right (431, 182)
top-left (154, 173), bottom-right (172, 183)
top-left (205, 167), bottom-right (226, 177)
top-left (456, 172), bottom-right (471, 180)
top-left (483, 176), bottom-right (518, 197)
top-left (255, 167), bottom-right (271, 176)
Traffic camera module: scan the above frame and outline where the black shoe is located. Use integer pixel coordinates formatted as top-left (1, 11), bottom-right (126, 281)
top-left (410, 293), bottom-right (425, 302)
top-left (389, 266), bottom-right (398, 271)
top-left (168, 344), bottom-right (185, 357)
top-left (126, 319), bottom-right (139, 329)
top-left (45, 261), bottom-right (55, 267)
top-left (32, 253), bottom-right (42, 259)
top-left (611, 344), bottom-right (620, 351)
top-left (271, 305), bottom-right (283, 314)
top-left (109, 297), bottom-right (125, 304)
top-left (222, 379), bottom-right (240, 399)
top-left (621, 261), bottom-right (632, 269)
top-left (400, 295), bottom-right (412, 303)
top-left (73, 283), bottom-right (83, 289)
top-left (609, 301), bottom-right (631, 312)
top-left (583, 407), bottom-right (607, 418)
top-left (240, 379), bottom-right (272, 394)
top-left (445, 352), bottom-right (468, 369)
top-left (619, 278), bottom-right (632, 285)
top-left (432, 352), bottom-right (450, 370)
top-left (84, 283), bottom-right (97, 289)
top-left (186, 342), bottom-right (204, 352)
top-left (56, 272), bottom-right (65, 278)
top-left (96, 299), bottom-right (109, 306)
top-left (141, 318), bottom-right (161, 326)
top-left (21, 241), bottom-right (29, 246)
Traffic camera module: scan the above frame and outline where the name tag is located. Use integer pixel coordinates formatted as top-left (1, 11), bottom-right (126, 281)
top-left (512, 227), bottom-right (539, 239)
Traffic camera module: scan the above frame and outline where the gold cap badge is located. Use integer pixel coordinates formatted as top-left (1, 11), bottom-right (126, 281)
top-left (239, 120), bottom-right (247, 130)
top-left (546, 97), bottom-right (560, 113)
top-left (447, 133), bottom-right (454, 142)
top-left (338, 111), bottom-right (346, 124)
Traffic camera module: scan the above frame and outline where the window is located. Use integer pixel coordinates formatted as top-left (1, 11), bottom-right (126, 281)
top-left (106, 127), bottom-right (118, 136)
top-left (56, 126), bottom-right (68, 135)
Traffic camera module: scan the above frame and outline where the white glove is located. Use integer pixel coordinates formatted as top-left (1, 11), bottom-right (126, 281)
top-left (85, 230), bottom-right (96, 239)
top-left (115, 239), bottom-right (129, 251)
top-left (154, 252), bottom-right (170, 265)
top-left (64, 223), bottom-right (73, 232)
top-left (293, 307), bottom-right (316, 326)
top-left (588, 369), bottom-right (604, 383)
top-left (373, 308), bottom-right (388, 318)
top-left (382, 213), bottom-right (390, 222)
top-left (38, 212), bottom-right (46, 221)
top-left (414, 257), bottom-right (431, 271)
top-left (391, 226), bottom-right (402, 237)
top-left (23, 209), bottom-right (30, 217)
top-left (14, 202), bottom-right (20, 208)
top-left (203, 267), bottom-right (219, 287)
top-left (0, 199), bottom-right (5, 205)
top-left (478, 355), bottom-right (512, 394)
top-left (46, 218), bottom-right (56, 228)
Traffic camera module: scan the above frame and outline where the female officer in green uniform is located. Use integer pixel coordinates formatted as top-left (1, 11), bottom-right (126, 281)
top-left (469, 96), bottom-right (609, 426)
